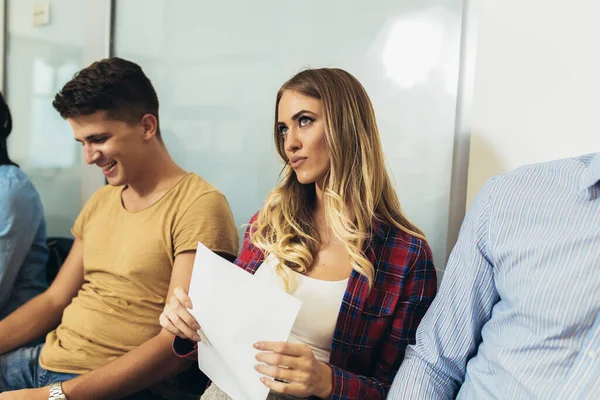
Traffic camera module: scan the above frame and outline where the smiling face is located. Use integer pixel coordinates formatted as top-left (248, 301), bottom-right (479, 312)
top-left (276, 90), bottom-right (330, 186)
top-left (70, 111), bottom-right (152, 187)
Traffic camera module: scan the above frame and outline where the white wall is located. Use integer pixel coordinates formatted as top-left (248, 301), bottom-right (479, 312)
top-left (8, 0), bottom-right (83, 46)
top-left (114, 0), bottom-right (465, 274)
top-left (466, 0), bottom-right (600, 205)
top-left (0, 1), bottom-right (5, 91)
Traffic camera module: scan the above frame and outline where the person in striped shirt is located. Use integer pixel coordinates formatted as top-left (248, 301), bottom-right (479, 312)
top-left (389, 153), bottom-right (600, 399)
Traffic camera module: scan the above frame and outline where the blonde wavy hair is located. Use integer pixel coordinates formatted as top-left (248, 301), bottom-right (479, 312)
top-left (251, 68), bottom-right (425, 292)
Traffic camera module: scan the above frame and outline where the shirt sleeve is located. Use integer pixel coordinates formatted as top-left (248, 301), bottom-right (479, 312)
top-left (71, 203), bottom-right (87, 240)
top-left (172, 190), bottom-right (239, 259)
top-left (71, 186), bottom-right (110, 240)
top-left (231, 212), bottom-right (264, 273)
top-left (329, 239), bottom-right (437, 399)
top-left (388, 177), bottom-right (500, 399)
top-left (0, 184), bottom-right (44, 311)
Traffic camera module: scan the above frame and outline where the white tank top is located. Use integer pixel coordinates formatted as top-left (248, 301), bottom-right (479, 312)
top-left (254, 256), bottom-right (349, 363)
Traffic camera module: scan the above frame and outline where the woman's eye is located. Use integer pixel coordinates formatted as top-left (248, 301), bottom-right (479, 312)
top-left (299, 116), bottom-right (313, 127)
top-left (279, 126), bottom-right (289, 135)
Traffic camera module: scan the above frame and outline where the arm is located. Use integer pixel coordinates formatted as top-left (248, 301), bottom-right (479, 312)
top-left (60, 251), bottom-right (196, 399)
top-left (388, 177), bottom-right (499, 399)
top-left (326, 240), bottom-right (438, 399)
top-left (0, 238), bottom-right (84, 355)
top-left (0, 186), bottom-right (44, 312)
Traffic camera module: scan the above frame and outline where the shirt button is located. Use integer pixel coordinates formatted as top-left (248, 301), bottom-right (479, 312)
top-left (588, 350), bottom-right (598, 360)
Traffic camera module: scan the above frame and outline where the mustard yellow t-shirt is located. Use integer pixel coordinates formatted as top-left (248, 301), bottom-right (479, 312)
top-left (40, 173), bottom-right (239, 374)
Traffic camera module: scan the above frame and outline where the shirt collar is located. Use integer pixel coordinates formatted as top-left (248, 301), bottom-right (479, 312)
top-left (371, 218), bottom-right (392, 241)
top-left (580, 152), bottom-right (600, 198)
top-left (372, 219), bottom-right (385, 239)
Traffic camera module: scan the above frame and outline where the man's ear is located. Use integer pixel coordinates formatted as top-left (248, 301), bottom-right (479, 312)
top-left (140, 114), bottom-right (158, 140)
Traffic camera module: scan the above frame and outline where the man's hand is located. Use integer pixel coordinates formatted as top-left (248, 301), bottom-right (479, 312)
top-left (0, 387), bottom-right (47, 400)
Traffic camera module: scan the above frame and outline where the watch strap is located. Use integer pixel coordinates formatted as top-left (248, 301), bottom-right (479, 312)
top-left (49, 382), bottom-right (67, 400)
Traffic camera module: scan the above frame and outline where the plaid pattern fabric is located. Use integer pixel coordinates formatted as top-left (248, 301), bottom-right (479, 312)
top-left (174, 214), bottom-right (437, 399)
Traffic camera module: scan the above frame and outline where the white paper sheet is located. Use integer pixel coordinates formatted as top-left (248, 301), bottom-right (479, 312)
top-left (188, 242), bottom-right (302, 400)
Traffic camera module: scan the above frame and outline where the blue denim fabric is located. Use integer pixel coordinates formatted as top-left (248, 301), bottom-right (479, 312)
top-left (0, 165), bottom-right (48, 319)
top-left (0, 344), bottom-right (78, 391)
top-left (0, 344), bottom-right (179, 399)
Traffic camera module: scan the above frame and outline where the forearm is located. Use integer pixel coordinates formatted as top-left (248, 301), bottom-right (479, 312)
top-left (388, 354), bottom-right (458, 400)
top-left (62, 330), bottom-right (191, 400)
top-left (0, 292), bottom-right (64, 354)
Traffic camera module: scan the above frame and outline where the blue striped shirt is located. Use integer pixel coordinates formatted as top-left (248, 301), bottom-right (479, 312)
top-left (389, 153), bottom-right (600, 399)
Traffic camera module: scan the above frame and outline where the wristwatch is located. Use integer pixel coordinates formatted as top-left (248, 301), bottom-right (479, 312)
top-left (49, 382), bottom-right (67, 400)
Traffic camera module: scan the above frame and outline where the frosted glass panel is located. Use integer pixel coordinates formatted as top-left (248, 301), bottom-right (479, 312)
top-left (6, 0), bottom-right (84, 237)
top-left (114, 0), bottom-right (463, 272)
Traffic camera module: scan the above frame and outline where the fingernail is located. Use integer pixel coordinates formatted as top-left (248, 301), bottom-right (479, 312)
top-left (186, 302), bottom-right (193, 309)
top-left (194, 334), bottom-right (201, 341)
top-left (260, 377), bottom-right (266, 383)
top-left (193, 324), bottom-right (200, 330)
top-left (254, 364), bottom-right (260, 370)
top-left (253, 342), bottom-right (262, 349)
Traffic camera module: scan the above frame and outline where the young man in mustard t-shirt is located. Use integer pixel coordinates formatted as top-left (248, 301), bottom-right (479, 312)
top-left (0, 58), bottom-right (239, 400)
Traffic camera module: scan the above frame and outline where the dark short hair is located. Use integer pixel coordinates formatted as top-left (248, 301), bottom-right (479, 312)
top-left (53, 57), bottom-right (160, 132)
top-left (0, 92), bottom-right (13, 142)
top-left (0, 92), bottom-right (17, 167)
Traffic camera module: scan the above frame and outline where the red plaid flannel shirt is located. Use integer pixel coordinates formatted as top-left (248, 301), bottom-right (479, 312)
top-left (174, 214), bottom-right (437, 399)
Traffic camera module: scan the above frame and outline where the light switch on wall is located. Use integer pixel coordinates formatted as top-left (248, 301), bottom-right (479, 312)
top-left (33, 2), bottom-right (50, 27)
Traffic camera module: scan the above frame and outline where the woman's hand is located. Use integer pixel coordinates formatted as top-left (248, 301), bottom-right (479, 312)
top-left (159, 287), bottom-right (202, 341)
top-left (254, 341), bottom-right (333, 398)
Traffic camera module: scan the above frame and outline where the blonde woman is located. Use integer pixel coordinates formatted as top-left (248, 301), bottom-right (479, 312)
top-left (160, 68), bottom-right (437, 399)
